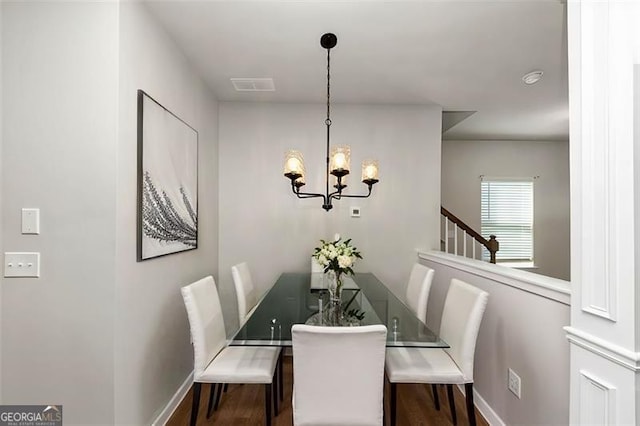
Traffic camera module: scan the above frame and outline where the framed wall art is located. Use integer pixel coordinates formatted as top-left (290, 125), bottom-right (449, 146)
top-left (137, 90), bottom-right (198, 261)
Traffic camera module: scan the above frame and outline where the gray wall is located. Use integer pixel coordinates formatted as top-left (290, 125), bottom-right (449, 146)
top-left (1, 2), bottom-right (219, 424)
top-left (1, 2), bottom-right (118, 423)
top-left (218, 102), bottom-right (442, 334)
top-left (115, 2), bottom-right (219, 424)
top-left (441, 139), bottom-right (570, 280)
top-left (422, 254), bottom-right (570, 425)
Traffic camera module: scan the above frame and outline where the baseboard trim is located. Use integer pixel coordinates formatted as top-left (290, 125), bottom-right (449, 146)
top-left (457, 384), bottom-right (506, 426)
top-left (152, 371), bottom-right (194, 426)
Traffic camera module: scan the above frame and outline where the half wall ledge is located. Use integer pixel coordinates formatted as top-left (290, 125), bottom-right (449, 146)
top-left (418, 250), bottom-right (571, 305)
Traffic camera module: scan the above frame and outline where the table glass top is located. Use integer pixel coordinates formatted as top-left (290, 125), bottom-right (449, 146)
top-left (230, 272), bottom-right (448, 348)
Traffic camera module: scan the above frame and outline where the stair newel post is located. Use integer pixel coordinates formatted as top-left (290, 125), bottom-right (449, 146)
top-left (487, 235), bottom-right (499, 264)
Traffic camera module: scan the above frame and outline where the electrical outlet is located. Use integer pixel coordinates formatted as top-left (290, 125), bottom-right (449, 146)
top-left (508, 368), bottom-right (522, 399)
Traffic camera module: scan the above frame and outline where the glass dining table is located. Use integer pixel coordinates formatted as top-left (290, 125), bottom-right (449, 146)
top-left (229, 272), bottom-right (448, 348)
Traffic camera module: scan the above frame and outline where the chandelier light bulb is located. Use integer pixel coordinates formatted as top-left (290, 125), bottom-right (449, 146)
top-left (330, 145), bottom-right (351, 176)
top-left (287, 157), bottom-right (301, 173)
top-left (362, 160), bottom-right (379, 184)
top-left (284, 150), bottom-right (304, 177)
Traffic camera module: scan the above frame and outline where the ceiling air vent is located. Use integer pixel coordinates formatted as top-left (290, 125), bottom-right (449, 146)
top-left (231, 78), bottom-right (275, 92)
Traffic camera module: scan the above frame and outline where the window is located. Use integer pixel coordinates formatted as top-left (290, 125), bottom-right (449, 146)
top-left (481, 179), bottom-right (533, 264)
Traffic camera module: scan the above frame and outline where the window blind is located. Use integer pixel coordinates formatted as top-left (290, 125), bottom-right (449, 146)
top-left (481, 180), bottom-right (533, 262)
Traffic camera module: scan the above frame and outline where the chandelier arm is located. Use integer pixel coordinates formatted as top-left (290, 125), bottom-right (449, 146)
top-left (291, 185), bottom-right (327, 200)
top-left (296, 192), bottom-right (326, 200)
top-left (330, 185), bottom-right (373, 201)
top-left (327, 189), bottom-right (343, 199)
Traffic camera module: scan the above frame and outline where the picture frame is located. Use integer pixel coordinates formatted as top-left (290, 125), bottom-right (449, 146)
top-left (137, 90), bottom-right (198, 261)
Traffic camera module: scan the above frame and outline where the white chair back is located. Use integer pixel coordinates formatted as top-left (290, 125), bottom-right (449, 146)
top-left (180, 276), bottom-right (227, 380)
top-left (232, 262), bottom-right (258, 325)
top-left (440, 278), bottom-right (489, 382)
top-left (311, 257), bottom-right (324, 273)
top-left (405, 263), bottom-right (435, 323)
top-left (292, 324), bottom-right (387, 426)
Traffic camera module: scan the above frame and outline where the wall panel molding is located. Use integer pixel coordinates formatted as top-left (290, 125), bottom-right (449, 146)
top-left (579, 1), bottom-right (618, 322)
top-left (565, 326), bottom-right (640, 372)
top-left (578, 370), bottom-right (616, 425)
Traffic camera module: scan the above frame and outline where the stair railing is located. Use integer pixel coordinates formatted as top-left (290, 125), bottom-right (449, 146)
top-left (441, 206), bottom-right (499, 264)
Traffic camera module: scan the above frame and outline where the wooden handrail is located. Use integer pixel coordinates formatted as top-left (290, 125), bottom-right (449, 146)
top-left (441, 206), bottom-right (499, 264)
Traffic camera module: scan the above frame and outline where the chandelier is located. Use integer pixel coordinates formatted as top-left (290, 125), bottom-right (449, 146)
top-left (283, 33), bottom-right (380, 211)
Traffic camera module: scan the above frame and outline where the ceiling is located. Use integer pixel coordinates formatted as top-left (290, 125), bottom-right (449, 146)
top-left (144, 0), bottom-right (568, 141)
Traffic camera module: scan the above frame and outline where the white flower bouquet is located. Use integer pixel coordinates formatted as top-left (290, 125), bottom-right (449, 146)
top-left (312, 234), bottom-right (362, 277)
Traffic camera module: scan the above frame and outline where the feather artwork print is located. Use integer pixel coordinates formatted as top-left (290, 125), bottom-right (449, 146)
top-left (142, 172), bottom-right (197, 247)
top-left (137, 90), bottom-right (198, 260)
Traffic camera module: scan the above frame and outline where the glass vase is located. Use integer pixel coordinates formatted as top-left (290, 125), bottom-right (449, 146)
top-left (326, 270), bottom-right (343, 303)
top-left (325, 270), bottom-right (344, 325)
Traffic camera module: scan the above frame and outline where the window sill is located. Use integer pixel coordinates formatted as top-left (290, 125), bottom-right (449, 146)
top-left (500, 262), bottom-right (538, 269)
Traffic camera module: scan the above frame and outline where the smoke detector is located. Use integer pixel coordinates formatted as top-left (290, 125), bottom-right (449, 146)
top-left (522, 70), bottom-right (544, 85)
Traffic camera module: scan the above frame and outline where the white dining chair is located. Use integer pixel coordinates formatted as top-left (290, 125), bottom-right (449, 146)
top-left (231, 261), bottom-right (284, 405)
top-left (181, 276), bottom-right (280, 426)
top-left (231, 261), bottom-right (259, 325)
top-left (385, 278), bottom-right (489, 426)
top-left (405, 263), bottom-right (435, 324)
top-left (291, 324), bottom-right (388, 426)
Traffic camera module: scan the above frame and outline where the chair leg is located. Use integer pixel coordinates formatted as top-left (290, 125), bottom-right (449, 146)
top-left (278, 351), bottom-right (284, 401)
top-left (446, 384), bottom-right (457, 425)
top-left (190, 382), bottom-right (201, 426)
top-left (223, 383), bottom-right (229, 393)
top-left (207, 383), bottom-right (218, 418)
top-left (265, 384), bottom-right (272, 426)
top-left (465, 383), bottom-right (477, 426)
top-left (272, 369), bottom-right (278, 413)
top-left (273, 378), bottom-right (279, 416)
top-left (390, 382), bottom-right (397, 426)
top-left (214, 382), bottom-right (224, 411)
top-left (431, 384), bottom-right (440, 410)
top-left (383, 379), bottom-right (387, 426)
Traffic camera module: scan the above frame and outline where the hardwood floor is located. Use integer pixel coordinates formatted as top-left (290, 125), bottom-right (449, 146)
top-left (167, 357), bottom-right (489, 426)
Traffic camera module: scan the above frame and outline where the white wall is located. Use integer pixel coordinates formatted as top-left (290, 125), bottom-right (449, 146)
top-left (219, 102), bottom-right (441, 334)
top-left (1, 2), bottom-right (219, 424)
top-left (1, 2), bottom-right (118, 423)
top-left (441, 139), bottom-right (570, 281)
top-left (0, 1), bottom-right (4, 402)
top-left (421, 251), bottom-right (570, 426)
top-left (115, 2), bottom-right (219, 424)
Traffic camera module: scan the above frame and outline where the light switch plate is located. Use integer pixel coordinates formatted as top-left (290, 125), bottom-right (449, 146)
top-left (351, 206), bottom-right (361, 217)
top-left (22, 208), bottom-right (40, 234)
top-left (4, 252), bottom-right (40, 277)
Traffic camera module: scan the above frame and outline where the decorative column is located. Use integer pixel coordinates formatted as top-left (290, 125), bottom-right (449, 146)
top-left (565, 1), bottom-right (640, 424)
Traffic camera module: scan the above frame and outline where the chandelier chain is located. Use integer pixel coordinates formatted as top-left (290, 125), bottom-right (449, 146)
top-left (326, 48), bottom-right (331, 126)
